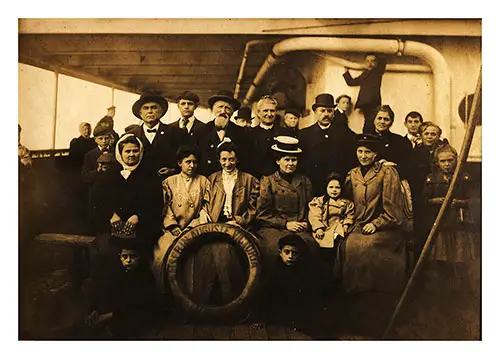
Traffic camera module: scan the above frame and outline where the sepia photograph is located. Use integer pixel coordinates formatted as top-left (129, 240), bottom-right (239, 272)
top-left (16, 15), bottom-right (484, 344)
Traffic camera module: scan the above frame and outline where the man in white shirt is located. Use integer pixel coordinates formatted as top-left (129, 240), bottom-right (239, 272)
top-left (404, 111), bottom-right (423, 148)
top-left (129, 94), bottom-right (176, 176)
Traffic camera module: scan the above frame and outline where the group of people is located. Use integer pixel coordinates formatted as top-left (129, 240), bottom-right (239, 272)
top-left (63, 78), bottom-right (478, 337)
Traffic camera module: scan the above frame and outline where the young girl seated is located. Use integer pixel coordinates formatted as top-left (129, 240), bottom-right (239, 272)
top-left (152, 145), bottom-right (211, 292)
top-left (309, 172), bottom-right (355, 245)
top-left (308, 172), bottom-right (355, 283)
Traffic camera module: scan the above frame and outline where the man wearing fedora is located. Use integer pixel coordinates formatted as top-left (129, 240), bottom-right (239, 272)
top-left (249, 95), bottom-right (282, 178)
top-left (168, 91), bottom-right (207, 148)
top-left (128, 94), bottom-right (177, 176)
top-left (298, 93), bottom-right (357, 196)
top-left (199, 90), bottom-right (252, 176)
top-left (233, 106), bottom-right (253, 128)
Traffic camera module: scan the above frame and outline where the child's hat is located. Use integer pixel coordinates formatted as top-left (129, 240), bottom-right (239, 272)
top-left (279, 234), bottom-right (305, 249)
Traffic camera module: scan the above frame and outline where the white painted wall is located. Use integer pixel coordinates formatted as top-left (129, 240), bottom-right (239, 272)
top-left (299, 36), bottom-right (481, 161)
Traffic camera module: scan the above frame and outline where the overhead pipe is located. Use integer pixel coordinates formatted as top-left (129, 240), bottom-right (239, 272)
top-left (242, 37), bottom-right (452, 141)
top-left (311, 51), bottom-right (432, 74)
top-left (233, 40), bottom-right (276, 100)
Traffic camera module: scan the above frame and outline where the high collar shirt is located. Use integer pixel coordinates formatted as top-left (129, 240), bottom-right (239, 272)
top-left (143, 122), bottom-right (160, 144)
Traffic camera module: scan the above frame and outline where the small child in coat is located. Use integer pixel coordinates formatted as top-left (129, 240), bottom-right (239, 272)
top-left (309, 172), bottom-right (355, 244)
top-left (308, 172), bottom-right (355, 283)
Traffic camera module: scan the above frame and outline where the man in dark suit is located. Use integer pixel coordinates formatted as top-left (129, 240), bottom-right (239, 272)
top-left (248, 95), bottom-right (282, 178)
top-left (298, 93), bottom-right (357, 196)
top-left (70, 122), bottom-right (97, 170)
top-left (128, 94), bottom-right (176, 178)
top-left (199, 90), bottom-right (251, 176)
top-left (372, 105), bottom-right (413, 180)
top-left (167, 91), bottom-right (206, 148)
top-left (343, 53), bottom-right (387, 134)
top-left (82, 125), bottom-right (114, 185)
top-left (403, 111), bottom-right (423, 149)
top-left (333, 94), bottom-right (354, 135)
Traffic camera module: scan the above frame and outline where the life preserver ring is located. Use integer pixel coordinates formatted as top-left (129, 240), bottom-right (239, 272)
top-left (165, 223), bottom-right (261, 321)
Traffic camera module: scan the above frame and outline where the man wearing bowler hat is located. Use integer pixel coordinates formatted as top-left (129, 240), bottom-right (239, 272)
top-left (168, 91), bottom-right (207, 148)
top-left (233, 106), bottom-right (253, 128)
top-left (199, 90), bottom-right (252, 176)
top-left (298, 93), bottom-right (356, 196)
top-left (128, 94), bottom-right (176, 176)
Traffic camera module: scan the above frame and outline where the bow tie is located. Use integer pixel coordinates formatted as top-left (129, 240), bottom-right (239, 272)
top-left (215, 126), bottom-right (227, 131)
top-left (146, 128), bottom-right (157, 133)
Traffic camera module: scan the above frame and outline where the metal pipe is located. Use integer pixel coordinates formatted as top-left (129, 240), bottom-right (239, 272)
top-left (311, 51), bottom-right (432, 73)
top-left (233, 40), bottom-right (275, 100)
top-left (52, 70), bottom-right (59, 149)
top-left (383, 66), bottom-right (481, 339)
top-left (242, 37), bottom-right (452, 140)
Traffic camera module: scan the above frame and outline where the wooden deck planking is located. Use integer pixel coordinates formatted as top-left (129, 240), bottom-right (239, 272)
top-left (230, 325), bottom-right (252, 340)
top-left (160, 323), bottom-right (195, 340)
top-left (193, 325), bottom-right (214, 340)
top-left (211, 325), bottom-right (232, 340)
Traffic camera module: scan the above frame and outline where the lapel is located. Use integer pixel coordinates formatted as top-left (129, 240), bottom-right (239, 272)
top-left (352, 163), bottom-right (382, 184)
top-left (214, 171), bottom-right (244, 195)
top-left (274, 171), bottom-right (301, 192)
top-left (151, 122), bottom-right (168, 147)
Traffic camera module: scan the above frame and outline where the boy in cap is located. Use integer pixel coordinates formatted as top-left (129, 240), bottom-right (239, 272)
top-left (259, 234), bottom-right (319, 329)
top-left (82, 124), bottom-right (114, 184)
top-left (86, 235), bottom-right (160, 338)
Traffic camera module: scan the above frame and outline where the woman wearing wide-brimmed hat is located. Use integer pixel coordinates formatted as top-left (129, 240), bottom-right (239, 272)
top-left (255, 136), bottom-right (319, 271)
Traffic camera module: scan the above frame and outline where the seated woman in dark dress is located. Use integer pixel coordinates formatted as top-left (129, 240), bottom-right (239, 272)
top-left (92, 134), bottom-right (164, 253)
top-left (255, 136), bottom-right (319, 272)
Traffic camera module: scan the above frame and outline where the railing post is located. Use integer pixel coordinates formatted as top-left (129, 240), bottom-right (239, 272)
top-left (52, 70), bottom-right (59, 150)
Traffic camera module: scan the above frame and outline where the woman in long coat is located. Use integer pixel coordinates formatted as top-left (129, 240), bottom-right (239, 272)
top-left (341, 133), bottom-right (408, 337)
top-left (343, 134), bottom-right (407, 295)
top-left (93, 134), bottom-right (164, 251)
top-left (255, 136), bottom-right (318, 272)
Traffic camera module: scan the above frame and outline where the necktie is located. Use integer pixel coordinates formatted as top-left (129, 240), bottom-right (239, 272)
top-left (180, 118), bottom-right (188, 131)
top-left (146, 128), bottom-right (157, 133)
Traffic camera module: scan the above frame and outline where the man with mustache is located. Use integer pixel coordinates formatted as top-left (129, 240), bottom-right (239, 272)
top-left (298, 93), bottom-right (356, 196)
top-left (248, 95), bottom-right (282, 178)
top-left (128, 94), bottom-right (177, 177)
top-left (199, 90), bottom-right (252, 176)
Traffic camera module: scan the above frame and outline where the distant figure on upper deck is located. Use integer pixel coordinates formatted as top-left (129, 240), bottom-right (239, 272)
top-left (69, 122), bottom-right (97, 169)
top-left (343, 53), bottom-right (387, 134)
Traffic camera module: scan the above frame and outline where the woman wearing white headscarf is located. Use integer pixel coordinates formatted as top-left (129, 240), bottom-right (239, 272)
top-left (93, 134), bottom-right (164, 250)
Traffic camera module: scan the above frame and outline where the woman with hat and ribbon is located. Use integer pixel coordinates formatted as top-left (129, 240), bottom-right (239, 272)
top-left (255, 136), bottom-right (320, 273)
top-left (341, 133), bottom-right (408, 336)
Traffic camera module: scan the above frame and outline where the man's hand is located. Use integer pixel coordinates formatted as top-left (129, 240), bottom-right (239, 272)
top-left (314, 228), bottom-right (325, 240)
top-left (380, 160), bottom-right (398, 167)
top-left (286, 221), bottom-right (308, 233)
top-left (362, 223), bottom-right (377, 235)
